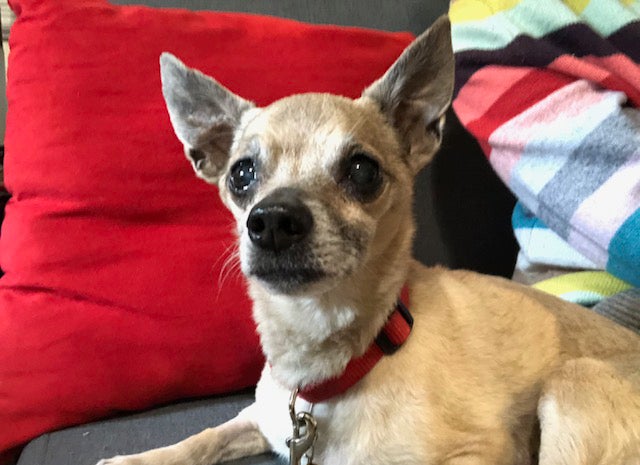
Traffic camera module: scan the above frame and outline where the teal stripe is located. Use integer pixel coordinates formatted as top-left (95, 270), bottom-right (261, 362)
top-left (512, 202), bottom-right (548, 230)
top-left (607, 208), bottom-right (640, 287)
top-left (452, 0), bottom-right (579, 52)
top-left (580, 0), bottom-right (640, 35)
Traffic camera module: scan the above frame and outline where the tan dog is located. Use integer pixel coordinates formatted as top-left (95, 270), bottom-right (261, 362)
top-left (99, 16), bottom-right (640, 465)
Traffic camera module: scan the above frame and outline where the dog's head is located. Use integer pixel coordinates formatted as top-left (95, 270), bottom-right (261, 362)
top-left (160, 17), bottom-right (453, 296)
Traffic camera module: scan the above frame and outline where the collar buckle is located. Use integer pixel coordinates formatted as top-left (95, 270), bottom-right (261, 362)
top-left (374, 299), bottom-right (414, 355)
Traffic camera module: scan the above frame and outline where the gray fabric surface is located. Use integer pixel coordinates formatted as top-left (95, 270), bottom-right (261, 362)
top-left (593, 288), bottom-right (640, 334)
top-left (18, 391), bottom-right (283, 465)
top-left (109, 0), bottom-right (448, 35)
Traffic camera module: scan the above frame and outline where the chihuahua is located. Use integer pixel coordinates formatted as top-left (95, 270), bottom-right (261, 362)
top-left (98, 16), bottom-right (640, 465)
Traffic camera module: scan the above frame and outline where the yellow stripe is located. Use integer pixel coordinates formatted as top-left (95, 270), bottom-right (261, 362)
top-left (562, 0), bottom-right (591, 14)
top-left (562, 0), bottom-right (639, 14)
top-left (450, 0), bottom-right (639, 22)
top-left (450, 0), bottom-right (521, 23)
top-left (534, 271), bottom-right (633, 297)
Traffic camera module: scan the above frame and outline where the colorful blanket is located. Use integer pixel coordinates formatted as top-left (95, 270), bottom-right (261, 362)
top-left (450, 0), bottom-right (640, 288)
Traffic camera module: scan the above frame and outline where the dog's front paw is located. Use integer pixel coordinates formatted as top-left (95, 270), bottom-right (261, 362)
top-left (96, 455), bottom-right (146, 465)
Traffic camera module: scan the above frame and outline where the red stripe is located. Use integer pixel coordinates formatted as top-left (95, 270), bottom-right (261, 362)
top-left (584, 54), bottom-right (640, 82)
top-left (453, 66), bottom-right (533, 126)
top-left (457, 53), bottom-right (640, 161)
top-left (601, 75), bottom-right (640, 106)
top-left (550, 54), bottom-right (640, 106)
top-left (478, 140), bottom-right (492, 158)
top-left (464, 70), bottom-right (574, 159)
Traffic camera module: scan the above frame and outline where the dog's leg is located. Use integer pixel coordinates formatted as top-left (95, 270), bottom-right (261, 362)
top-left (538, 354), bottom-right (640, 465)
top-left (96, 405), bottom-right (271, 465)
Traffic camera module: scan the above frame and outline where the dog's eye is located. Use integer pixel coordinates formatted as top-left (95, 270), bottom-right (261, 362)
top-left (344, 153), bottom-right (382, 201)
top-left (228, 158), bottom-right (257, 194)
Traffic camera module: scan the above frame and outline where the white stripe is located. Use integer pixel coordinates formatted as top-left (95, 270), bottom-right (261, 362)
top-left (514, 225), bottom-right (598, 269)
top-left (569, 151), bottom-right (640, 249)
top-left (488, 81), bottom-right (627, 214)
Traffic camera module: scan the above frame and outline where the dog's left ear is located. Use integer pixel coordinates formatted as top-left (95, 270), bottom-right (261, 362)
top-left (361, 15), bottom-right (454, 172)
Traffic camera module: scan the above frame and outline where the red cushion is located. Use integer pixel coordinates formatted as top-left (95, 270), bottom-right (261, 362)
top-left (0, 0), bottom-right (413, 453)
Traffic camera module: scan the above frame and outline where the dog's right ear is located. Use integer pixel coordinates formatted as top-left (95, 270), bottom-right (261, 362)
top-left (361, 16), bottom-right (454, 173)
top-left (160, 53), bottom-right (254, 184)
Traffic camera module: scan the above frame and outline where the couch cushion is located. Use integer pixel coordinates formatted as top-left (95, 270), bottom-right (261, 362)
top-left (17, 391), bottom-right (282, 465)
top-left (0, 0), bottom-right (414, 454)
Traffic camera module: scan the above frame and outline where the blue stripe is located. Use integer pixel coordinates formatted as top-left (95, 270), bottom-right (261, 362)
top-left (607, 207), bottom-right (640, 287)
top-left (512, 202), bottom-right (549, 230)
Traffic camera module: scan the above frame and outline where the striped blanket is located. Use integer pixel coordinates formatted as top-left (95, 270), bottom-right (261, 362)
top-left (450, 0), bottom-right (640, 288)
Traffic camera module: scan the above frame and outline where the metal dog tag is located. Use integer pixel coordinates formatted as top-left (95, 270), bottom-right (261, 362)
top-left (286, 411), bottom-right (317, 465)
top-left (286, 388), bottom-right (318, 465)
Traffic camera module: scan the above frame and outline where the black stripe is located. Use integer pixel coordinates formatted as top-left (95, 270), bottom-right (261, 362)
top-left (455, 23), bottom-right (629, 95)
top-left (608, 20), bottom-right (640, 63)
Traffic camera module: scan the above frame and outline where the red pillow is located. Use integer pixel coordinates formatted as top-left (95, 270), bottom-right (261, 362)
top-left (0, 0), bottom-right (413, 454)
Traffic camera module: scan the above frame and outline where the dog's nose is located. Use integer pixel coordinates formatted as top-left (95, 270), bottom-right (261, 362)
top-left (247, 189), bottom-right (313, 252)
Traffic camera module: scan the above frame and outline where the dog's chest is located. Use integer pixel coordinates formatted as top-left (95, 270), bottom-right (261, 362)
top-left (253, 367), bottom-right (434, 465)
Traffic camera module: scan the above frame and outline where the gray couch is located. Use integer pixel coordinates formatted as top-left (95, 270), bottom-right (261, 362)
top-left (13, 2), bottom-right (517, 464)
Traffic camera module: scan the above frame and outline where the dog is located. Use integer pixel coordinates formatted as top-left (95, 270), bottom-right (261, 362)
top-left (98, 16), bottom-right (640, 465)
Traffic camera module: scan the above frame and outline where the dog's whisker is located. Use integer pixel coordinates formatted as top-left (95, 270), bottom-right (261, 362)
top-left (212, 241), bottom-right (242, 300)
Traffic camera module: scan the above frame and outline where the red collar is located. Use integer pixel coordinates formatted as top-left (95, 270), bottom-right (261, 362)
top-left (297, 286), bottom-right (413, 403)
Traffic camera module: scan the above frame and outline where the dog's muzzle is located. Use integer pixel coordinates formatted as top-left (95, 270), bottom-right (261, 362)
top-left (244, 188), bottom-right (324, 292)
